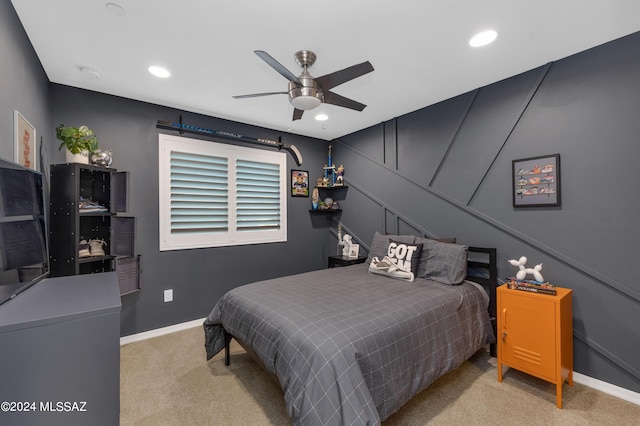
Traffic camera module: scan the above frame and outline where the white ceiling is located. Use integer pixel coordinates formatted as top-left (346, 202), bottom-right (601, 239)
top-left (11, 0), bottom-right (640, 141)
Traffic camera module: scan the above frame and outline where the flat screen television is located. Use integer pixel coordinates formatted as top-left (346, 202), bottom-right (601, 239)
top-left (0, 157), bottom-right (49, 305)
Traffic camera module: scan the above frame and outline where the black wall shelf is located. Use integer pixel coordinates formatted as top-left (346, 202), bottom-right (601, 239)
top-left (309, 209), bottom-right (342, 214)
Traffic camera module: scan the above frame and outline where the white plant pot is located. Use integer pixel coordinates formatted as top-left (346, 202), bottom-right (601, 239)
top-left (65, 149), bottom-right (90, 164)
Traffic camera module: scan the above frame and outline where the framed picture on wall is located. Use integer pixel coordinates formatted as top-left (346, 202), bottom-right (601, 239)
top-left (291, 169), bottom-right (309, 197)
top-left (512, 154), bottom-right (561, 207)
top-left (14, 110), bottom-right (37, 171)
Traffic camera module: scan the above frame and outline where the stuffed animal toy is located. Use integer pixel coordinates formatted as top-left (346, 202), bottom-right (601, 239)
top-left (508, 256), bottom-right (544, 282)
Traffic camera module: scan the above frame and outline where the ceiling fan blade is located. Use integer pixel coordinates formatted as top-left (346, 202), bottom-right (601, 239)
top-left (315, 61), bottom-right (374, 91)
top-left (293, 109), bottom-right (304, 121)
top-left (233, 91), bottom-right (287, 99)
top-left (323, 91), bottom-right (367, 111)
top-left (254, 50), bottom-right (302, 85)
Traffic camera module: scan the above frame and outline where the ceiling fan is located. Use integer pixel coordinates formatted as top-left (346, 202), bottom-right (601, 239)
top-left (233, 50), bottom-right (374, 121)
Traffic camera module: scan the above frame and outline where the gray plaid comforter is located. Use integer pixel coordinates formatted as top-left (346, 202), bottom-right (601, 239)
top-left (204, 264), bottom-right (494, 425)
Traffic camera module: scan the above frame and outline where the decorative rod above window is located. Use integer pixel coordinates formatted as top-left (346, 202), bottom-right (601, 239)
top-left (156, 115), bottom-right (303, 165)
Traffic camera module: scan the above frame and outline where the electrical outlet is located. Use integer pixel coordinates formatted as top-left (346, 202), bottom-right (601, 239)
top-left (163, 289), bottom-right (173, 303)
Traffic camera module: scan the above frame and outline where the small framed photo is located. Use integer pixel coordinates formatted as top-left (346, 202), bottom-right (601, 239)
top-left (14, 110), bottom-right (37, 170)
top-left (348, 244), bottom-right (360, 258)
top-left (512, 154), bottom-right (561, 208)
top-left (291, 169), bottom-right (309, 197)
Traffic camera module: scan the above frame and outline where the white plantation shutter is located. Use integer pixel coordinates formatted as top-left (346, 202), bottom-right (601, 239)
top-left (159, 134), bottom-right (286, 250)
top-left (169, 151), bottom-right (228, 233)
top-left (236, 159), bottom-right (281, 231)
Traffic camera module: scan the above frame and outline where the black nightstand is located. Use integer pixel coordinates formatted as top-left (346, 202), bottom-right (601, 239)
top-left (328, 255), bottom-right (367, 268)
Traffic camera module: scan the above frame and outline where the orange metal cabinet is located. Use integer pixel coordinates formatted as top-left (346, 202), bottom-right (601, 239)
top-left (497, 284), bottom-right (573, 408)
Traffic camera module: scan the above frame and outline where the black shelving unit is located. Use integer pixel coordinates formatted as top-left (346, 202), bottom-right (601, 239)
top-left (49, 163), bottom-right (139, 295)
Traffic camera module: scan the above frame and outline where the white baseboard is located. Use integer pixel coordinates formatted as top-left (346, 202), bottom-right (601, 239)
top-left (573, 372), bottom-right (640, 406)
top-left (120, 320), bottom-right (640, 407)
top-left (119, 318), bottom-right (204, 346)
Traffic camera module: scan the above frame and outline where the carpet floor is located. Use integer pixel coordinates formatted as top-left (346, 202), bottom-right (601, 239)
top-left (120, 325), bottom-right (640, 425)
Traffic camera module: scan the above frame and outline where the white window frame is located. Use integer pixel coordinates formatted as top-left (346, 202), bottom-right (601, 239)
top-left (159, 134), bottom-right (287, 250)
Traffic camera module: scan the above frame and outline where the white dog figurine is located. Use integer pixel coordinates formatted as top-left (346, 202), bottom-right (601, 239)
top-left (508, 256), bottom-right (544, 282)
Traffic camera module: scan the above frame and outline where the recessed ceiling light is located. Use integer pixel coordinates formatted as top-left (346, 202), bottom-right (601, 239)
top-left (315, 113), bottom-right (329, 121)
top-left (469, 30), bottom-right (498, 47)
top-left (148, 65), bottom-right (171, 78)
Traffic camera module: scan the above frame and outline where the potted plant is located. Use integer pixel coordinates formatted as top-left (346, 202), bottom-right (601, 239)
top-left (56, 124), bottom-right (99, 164)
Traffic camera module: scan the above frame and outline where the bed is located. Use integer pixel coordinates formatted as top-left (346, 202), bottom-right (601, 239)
top-left (204, 233), bottom-right (497, 425)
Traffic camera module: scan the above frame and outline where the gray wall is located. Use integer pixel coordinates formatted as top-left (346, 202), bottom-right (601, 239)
top-left (0, 0), bottom-right (50, 176)
top-left (334, 33), bottom-right (640, 394)
top-left (49, 84), bottom-right (333, 337)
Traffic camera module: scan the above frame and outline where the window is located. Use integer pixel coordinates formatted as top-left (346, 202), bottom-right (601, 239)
top-left (159, 134), bottom-right (287, 250)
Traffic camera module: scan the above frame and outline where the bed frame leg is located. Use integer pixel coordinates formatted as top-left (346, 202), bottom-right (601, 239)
top-left (224, 330), bottom-right (232, 366)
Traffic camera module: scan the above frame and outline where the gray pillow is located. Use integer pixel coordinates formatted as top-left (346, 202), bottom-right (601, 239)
top-left (365, 232), bottom-right (415, 265)
top-left (432, 237), bottom-right (456, 244)
top-left (415, 238), bottom-right (468, 285)
top-left (414, 236), bottom-right (456, 244)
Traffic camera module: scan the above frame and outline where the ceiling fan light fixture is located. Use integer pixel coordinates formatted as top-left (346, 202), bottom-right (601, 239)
top-left (289, 83), bottom-right (323, 110)
top-left (236, 49), bottom-right (373, 120)
top-left (291, 95), bottom-right (322, 110)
